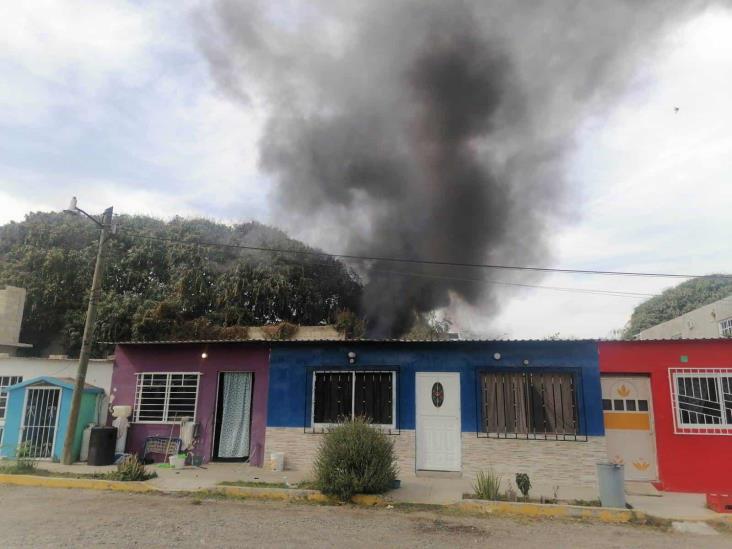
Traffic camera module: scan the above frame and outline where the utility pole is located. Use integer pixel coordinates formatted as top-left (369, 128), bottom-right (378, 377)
top-left (61, 201), bottom-right (114, 465)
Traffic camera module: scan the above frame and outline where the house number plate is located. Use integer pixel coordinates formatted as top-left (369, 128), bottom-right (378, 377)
top-left (431, 382), bottom-right (444, 408)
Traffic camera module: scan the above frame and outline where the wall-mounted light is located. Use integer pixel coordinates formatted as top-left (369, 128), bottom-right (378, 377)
top-left (493, 352), bottom-right (501, 360)
top-left (347, 351), bottom-right (357, 364)
top-left (201, 352), bottom-right (208, 359)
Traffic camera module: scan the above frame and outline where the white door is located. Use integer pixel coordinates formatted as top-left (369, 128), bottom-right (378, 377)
top-left (416, 372), bottom-right (461, 472)
top-left (601, 375), bottom-right (658, 481)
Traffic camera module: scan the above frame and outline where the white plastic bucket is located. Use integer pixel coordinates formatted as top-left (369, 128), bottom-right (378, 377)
top-left (271, 452), bottom-right (285, 471)
top-left (169, 455), bottom-right (185, 469)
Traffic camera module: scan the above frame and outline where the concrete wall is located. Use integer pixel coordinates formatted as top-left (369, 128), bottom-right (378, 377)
top-left (266, 341), bottom-right (605, 487)
top-left (112, 343), bottom-right (270, 466)
top-left (0, 286), bottom-right (28, 355)
top-left (639, 296), bottom-right (732, 340)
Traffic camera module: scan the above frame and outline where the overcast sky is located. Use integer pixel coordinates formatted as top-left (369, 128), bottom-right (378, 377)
top-left (1, 1), bottom-right (731, 339)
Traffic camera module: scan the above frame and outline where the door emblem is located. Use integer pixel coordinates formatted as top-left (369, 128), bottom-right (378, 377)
top-left (431, 382), bottom-right (444, 408)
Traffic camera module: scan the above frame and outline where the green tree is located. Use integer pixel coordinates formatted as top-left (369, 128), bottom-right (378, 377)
top-left (0, 212), bottom-right (361, 356)
top-left (623, 275), bottom-right (732, 338)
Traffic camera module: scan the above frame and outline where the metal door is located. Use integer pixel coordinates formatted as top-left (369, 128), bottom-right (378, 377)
top-left (601, 376), bottom-right (658, 481)
top-left (416, 372), bottom-right (461, 472)
top-left (19, 387), bottom-right (61, 459)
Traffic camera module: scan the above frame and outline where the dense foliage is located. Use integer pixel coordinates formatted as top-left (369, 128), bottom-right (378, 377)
top-left (314, 418), bottom-right (398, 501)
top-left (624, 275), bottom-right (732, 338)
top-left (0, 212), bottom-right (362, 356)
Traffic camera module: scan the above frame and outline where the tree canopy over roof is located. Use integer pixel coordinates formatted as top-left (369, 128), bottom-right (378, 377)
top-left (624, 275), bottom-right (732, 338)
top-left (0, 212), bottom-right (361, 356)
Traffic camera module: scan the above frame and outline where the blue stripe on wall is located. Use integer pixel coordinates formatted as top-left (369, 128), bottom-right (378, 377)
top-left (267, 341), bottom-right (604, 436)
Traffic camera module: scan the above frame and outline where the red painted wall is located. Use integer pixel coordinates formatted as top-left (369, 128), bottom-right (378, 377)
top-left (599, 341), bottom-right (732, 493)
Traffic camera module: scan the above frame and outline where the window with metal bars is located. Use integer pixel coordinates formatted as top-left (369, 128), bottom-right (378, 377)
top-left (312, 371), bottom-right (395, 428)
top-left (133, 373), bottom-right (200, 423)
top-left (480, 372), bottom-right (581, 440)
top-left (719, 318), bottom-right (732, 338)
top-left (0, 376), bottom-right (22, 419)
top-left (673, 372), bottom-right (732, 428)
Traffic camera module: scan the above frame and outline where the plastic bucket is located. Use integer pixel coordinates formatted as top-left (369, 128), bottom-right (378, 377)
top-left (271, 452), bottom-right (285, 471)
top-left (596, 463), bottom-right (626, 508)
top-left (169, 455), bottom-right (185, 469)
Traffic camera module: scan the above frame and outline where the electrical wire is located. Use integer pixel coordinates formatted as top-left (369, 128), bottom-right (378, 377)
top-left (118, 228), bottom-right (726, 279)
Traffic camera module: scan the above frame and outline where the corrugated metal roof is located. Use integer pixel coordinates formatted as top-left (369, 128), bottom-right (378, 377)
top-left (107, 337), bottom-right (600, 345)
top-left (105, 336), bottom-right (732, 346)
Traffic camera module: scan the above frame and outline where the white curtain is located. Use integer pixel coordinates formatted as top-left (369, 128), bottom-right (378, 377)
top-left (218, 373), bottom-right (252, 459)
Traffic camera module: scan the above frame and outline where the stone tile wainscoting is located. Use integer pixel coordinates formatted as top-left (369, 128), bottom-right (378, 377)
top-left (263, 427), bottom-right (416, 474)
top-left (462, 434), bottom-right (608, 487)
top-left (263, 427), bottom-right (606, 488)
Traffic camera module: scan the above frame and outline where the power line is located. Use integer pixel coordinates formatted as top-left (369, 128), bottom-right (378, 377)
top-left (116, 228), bottom-right (660, 299)
top-left (119, 228), bottom-right (722, 280)
top-left (368, 268), bottom-right (657, 298)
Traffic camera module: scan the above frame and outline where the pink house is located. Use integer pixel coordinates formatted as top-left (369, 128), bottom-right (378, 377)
top-left (111, 342), bottom-right (269, 466)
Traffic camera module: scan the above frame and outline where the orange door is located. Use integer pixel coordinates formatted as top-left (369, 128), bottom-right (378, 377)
top-left (601, 375), bottom-right (658, 481)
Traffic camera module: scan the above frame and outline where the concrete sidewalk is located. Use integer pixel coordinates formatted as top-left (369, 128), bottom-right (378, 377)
top-left (26, 461), bottom-right (725, 522)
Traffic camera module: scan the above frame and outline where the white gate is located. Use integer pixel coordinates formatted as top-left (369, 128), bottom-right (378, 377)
top-left (19, 387), bottom-right (61, 459)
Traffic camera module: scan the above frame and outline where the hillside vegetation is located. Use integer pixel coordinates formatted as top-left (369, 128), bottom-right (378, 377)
top-left (624, 275), bottom-right (732, 337)
top-left (0, 212), bottom-right (361, 356)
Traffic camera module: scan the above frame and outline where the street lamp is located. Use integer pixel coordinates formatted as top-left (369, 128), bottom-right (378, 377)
top-left (60, 197), bottom-right (114, 465)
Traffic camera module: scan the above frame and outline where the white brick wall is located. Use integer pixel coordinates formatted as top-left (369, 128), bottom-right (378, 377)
top-left (263, 427), bottom-right (606, 488)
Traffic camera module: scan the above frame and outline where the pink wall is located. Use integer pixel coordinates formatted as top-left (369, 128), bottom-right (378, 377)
top-left (599, 341), bottom-right (732, 493)
top-left (112, 343), bottom-right (269, 466)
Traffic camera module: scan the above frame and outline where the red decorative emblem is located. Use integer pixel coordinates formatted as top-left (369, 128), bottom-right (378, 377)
top-left (431, 382), bottom-right (444, 408)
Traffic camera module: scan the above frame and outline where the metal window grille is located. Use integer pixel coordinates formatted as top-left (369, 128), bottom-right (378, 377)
top-left (719, 318), bottom-right (732, 338)
top-left (19, 387), bottom-right (61, 459)
top-left (133, 373), bottom-right (201, 423)
top-left (669, 368), bottom-right (732, 435)
top-left (479, 372), bottom-right (584, 441)
top-left (0, 376), bottom-right (22, 419)
top-left (311, 370), bottom-right (396, 431)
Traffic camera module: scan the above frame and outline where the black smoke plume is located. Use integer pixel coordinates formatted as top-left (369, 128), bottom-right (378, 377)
top-left (198, 0), bottom-right (713, 336)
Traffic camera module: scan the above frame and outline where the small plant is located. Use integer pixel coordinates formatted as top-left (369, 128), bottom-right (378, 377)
top-left (515, 473), bottom-right (531, 500)
top-left (314, 417), bottom-right (398, 502)
top-left (334, 309), bottom-right (366, 339)
top-left (106, 455), bottom-right (157, 481)
top-left (262, 322), bottom-right (299, 341)
top-left (473, 469), bottom-right (503, 501)
top-left (14, 442), bottom-right (39, 473)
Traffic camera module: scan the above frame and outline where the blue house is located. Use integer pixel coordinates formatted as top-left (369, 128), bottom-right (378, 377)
top-left (0, 376), bottom-right (104, 462)
top-left (264, 340), bottom-right (606, 488)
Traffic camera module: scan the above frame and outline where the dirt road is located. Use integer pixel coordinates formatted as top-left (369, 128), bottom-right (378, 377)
top-left (0, 486), bottom-right (727, 548)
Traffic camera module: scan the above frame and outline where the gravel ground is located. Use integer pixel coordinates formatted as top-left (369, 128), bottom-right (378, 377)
top-left (0, 486), bottom-right (728, 548)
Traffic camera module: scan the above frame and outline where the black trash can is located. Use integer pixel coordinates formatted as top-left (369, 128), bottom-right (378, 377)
top-left (87, 426), bottom-right (117, 466)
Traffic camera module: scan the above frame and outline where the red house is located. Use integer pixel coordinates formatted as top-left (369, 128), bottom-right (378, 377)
top-left (599, 340), bottom-right (732, 494)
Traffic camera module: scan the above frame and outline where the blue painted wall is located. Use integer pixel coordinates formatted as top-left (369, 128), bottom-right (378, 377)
top-left (268, 341), bottom-right (604, 436)
top-left (1, 380), bottom-right (100, 461)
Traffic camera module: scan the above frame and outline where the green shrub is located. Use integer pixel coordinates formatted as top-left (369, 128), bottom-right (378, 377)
top-left (473, 469), bottom-right (503, 500)
top-left (14, 442), bottom-right (39, 473)
top-left (106, 455), bottom-right (157, 481)
top-left (314, 417), bottom-right (398, 501)
top-left (515, 473), bottom-right (531, 499)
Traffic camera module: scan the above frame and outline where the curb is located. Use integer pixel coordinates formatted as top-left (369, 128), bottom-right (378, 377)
top-left (2, 474), bottom-right (727, 526)
top-left (214, 485), bottom-right (386, 506)
top-left (0, 473), bottom-right (155, 493)
top-left (456, 499), bottom-right (642, 524)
